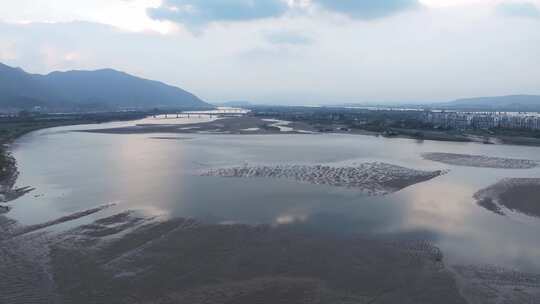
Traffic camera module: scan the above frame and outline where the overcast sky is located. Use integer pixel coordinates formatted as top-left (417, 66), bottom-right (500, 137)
top-left (1, 0), bottom-right (539, 104)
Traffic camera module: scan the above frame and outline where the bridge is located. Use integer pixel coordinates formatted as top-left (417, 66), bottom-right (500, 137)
top-left (152, 108), bottom-right (248, 119)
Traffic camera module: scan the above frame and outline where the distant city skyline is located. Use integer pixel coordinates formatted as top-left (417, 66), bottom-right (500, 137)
top-left (1, 0), bottom-right (539, 104)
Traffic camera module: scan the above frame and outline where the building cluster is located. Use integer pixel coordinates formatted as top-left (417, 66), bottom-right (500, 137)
top-left (423, 111), bottom-right (540, 130)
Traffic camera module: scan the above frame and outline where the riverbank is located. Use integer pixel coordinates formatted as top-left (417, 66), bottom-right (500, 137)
top-left (249, 106), bottom-right (540, 146)
top-left (82, 116), bottom-right (317, 135)
top-left (83, 115), bottom-right (540, 147)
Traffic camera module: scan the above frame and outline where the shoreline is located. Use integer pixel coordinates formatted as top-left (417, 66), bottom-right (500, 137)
top-left (0, 143), bottom-right (34, 213)
top-left (82, 115), bottom-right (540, 147)
top-left (0, 112), bottom-right (149, 213)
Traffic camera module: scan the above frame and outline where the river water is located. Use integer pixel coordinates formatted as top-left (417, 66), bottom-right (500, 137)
top-left (8, 118), bottom-right (540, 273)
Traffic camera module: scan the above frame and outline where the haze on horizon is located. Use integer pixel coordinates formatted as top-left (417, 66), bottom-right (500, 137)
top-left (1, 0), bottom-right (539, 105)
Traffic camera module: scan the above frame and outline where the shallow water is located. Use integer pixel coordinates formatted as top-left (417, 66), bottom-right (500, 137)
top-left (8, 119), bottom-right (540, 273)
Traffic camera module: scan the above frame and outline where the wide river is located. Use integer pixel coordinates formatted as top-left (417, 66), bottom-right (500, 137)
top-left (8, 118), bottom-right (540, 273)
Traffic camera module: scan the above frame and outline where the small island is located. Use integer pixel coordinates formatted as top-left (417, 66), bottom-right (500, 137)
top-left (474, 178), bottom-right (540, 217)
top-left (201, 162), bottom-right (446, 195)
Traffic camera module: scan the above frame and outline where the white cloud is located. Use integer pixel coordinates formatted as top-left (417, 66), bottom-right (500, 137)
top-left (148, 0), bottom-right (290, 26)
top-left (0, 1), bottom-right (539, 104)
top-left (420, 0), bottom-right (540, 8)
top-left (497, 1), bottom-right (540, 18)
top-left (0, 0), bottom-right (177, 33)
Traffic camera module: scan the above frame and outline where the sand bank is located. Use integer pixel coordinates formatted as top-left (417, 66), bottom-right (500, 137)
top-left (201, 162), bottom-right (446, 195)
top-left (474, 178), bottom-right (540, 217)
top-left (82, 116), bottom-right (316, 135)
top-left (422, 152), bottom-right (537, 169)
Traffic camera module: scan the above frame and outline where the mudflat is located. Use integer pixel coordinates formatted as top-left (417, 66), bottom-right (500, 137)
top-left (201, 162), bottom-right (446, 196)
top-left (452, 265), bottom-right (540, 304)
top-left (4, 211), bottom-right (524, 304)
top-left (474, 178), bottom-right (540, 217)
top-left (422, 153), bottom-right (538, 169)
top-left (47, 212), bottom-right (467, 304)
top-left (83, 116), bottom-right (316, 135)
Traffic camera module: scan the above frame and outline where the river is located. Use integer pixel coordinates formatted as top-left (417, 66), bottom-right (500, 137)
top-left (8, 118), bottom-right (540, 273)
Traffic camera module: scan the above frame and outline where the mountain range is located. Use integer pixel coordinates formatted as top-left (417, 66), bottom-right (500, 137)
top-left (338, 95), bottom-right (540, 112)
top-left (432, 95), bottom-right (540, 112)
top-left (2, 62), bottom-right (538, 113)
top-left (0, 63), bottom-right (211, 112)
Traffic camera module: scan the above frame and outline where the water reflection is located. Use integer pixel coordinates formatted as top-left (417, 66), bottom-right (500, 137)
top-left (8, 121), bottom-right (540, 273)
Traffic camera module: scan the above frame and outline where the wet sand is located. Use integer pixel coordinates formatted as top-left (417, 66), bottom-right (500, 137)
top-left (10, 204), bottom-right (114, 239)
top-left (452, 265), bottom-right (540, 304)
top-left (474, 178), bottom-right (540, 217)
top-left (48, 212), bottom-right (467, 304)
top-left (83, 116), bottom-right (317, 135)
top-left (1, 209), bottom-right (468, 304)
top-left (0, 204), bottom-right (117, 304)
top-left (0, 230), bottom-right (58, 304)
top-left (1, 200), bottom-right (539, 303)
top-left (3, 118), bottom-right (540, 303)
top-left (422, 153), bottom-right (538, 169)
top-left (201, 162), bottom-right (446, 195)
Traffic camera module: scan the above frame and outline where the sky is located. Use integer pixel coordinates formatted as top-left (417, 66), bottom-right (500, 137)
top-left (0, 0), bottom-right (539, 104)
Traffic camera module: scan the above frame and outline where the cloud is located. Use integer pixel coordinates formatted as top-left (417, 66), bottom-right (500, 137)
top-left (0, 42), bottom-right (18, 61)
top-left (3, 3), bottom-right (540, 105)
top-left (147, 0), bottom-right (289, 26)
top-left (264, 30), bottom-right (313, 45)
top-left (311, 0), bottom-right (420, 19)
top-left (146, 0), bottom-right (423, 29)
top-left (497, 2), bottom-right (540, 19)
top-left (0, 0), bottom-right (173, 33)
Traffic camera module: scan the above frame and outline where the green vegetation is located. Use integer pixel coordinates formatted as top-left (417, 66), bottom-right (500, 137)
top-left (251, 106), bottom-right (540, 145)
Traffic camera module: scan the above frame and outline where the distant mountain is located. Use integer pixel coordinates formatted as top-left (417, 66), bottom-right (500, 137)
top-left (0, 63), bottom-right (61, 109)
top-left (433, 95), bottom-right (540, 112)
top-left (0, 63), bottom-right (212, 112)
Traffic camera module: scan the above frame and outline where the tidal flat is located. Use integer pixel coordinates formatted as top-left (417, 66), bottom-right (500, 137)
top-left (83, 116), bottom-right (316, 135)
top-left (201, 162), bottom-right (446, 196)
top-left (474, 178), bottom-right (540, 218)
top-left (3, 209), bottom-right (539, 304)
top-left (422, 152), bottom-right (538, 169)
top-left (2, 118), bottom-right (540, 303)
top-left (44, 212), bottom-right (467, 304)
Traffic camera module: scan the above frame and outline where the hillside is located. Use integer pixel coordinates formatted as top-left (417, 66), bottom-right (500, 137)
top-left (0, 63), bottom-right (211, 112)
